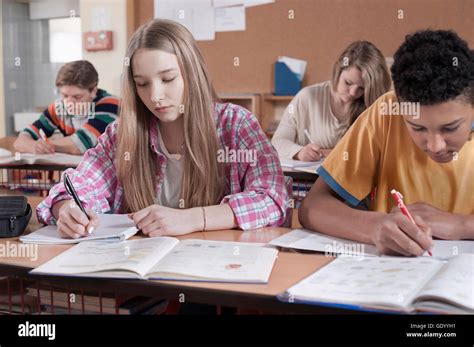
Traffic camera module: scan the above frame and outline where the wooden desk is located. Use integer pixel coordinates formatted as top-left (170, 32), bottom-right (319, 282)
top-left (0, 136), bottom-right (16, 152)
top-left (0, 137), bottom-right (75, 196)
top-left (0, 197), bottom-right (338, 313)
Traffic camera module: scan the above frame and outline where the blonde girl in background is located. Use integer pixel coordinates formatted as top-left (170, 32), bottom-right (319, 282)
top-left (272, 41), bottom-right (392, 161)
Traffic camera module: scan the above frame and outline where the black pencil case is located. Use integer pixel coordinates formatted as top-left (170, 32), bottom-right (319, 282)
top-left (0, 196), bottom-right (32, 238)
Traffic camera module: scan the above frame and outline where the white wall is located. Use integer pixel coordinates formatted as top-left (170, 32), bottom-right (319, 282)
top-left (30, 0), bottom-right (80, 20)
top-left (80, 0), bottom-right (127, 97)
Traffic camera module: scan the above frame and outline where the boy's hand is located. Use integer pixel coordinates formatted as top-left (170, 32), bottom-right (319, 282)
top-left (407, 202), bottom-right (466, 240)
top-left (371, 208), bottom-right (433, 256)
top-left (34, 139), bottom-right (55, 154)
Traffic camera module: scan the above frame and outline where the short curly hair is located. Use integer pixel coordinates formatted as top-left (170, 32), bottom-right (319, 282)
top-left (391, 29), bottom-right (474, 105)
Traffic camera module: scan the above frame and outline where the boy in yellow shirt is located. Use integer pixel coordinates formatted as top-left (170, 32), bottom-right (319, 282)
top-left (299, 30), bottom-right (474, 256)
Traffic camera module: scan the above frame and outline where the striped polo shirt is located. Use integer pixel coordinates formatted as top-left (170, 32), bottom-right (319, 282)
top-left (23, 89), bottom-right (120, 153)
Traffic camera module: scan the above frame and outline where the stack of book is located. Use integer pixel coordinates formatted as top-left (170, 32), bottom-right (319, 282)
top-left (0, 277), bottom-right (39, 315)
top-left (26, 285), bottom-right (168, 315)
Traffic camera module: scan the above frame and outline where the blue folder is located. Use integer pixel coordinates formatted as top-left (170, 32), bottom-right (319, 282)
top-left (274, 61), bottom-right (301, 96)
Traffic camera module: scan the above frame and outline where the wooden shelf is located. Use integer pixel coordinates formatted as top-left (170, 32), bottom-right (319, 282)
top-left (218, 92), bottom-right (296, 138)
top-left (261, 93), bottom-right (295, 137)
top-left (262, 93), bottom-right (294, 101)
top-left (219, 93), bottom-right (261, 122)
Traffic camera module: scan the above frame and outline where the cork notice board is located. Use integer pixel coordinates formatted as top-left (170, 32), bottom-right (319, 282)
top-left (131, 0), bottom-right (474, 94)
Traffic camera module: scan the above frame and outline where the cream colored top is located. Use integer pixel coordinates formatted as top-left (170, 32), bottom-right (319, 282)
top-left (155, 125), bottom-right (184, 208)
top-left (271, 81), bottom-right (351, 159)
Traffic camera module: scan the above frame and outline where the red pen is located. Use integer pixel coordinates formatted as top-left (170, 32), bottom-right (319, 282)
top-left (390, 189), bottom-right (432, 256)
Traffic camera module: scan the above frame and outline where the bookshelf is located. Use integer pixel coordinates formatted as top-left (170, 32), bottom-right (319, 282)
top-left (261, 94), bottom-right (294, 138)
top-left (219, 93), bottom-right (261, 122)
top-left (219, 93), bottom-right (295, 138)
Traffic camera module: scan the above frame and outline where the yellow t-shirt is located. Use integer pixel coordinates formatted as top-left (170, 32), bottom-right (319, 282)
top-left (318, 91), bottom-right (474, 215)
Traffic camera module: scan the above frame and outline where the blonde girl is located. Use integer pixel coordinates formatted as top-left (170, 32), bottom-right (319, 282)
top-left (272, 41), bottom-right (392, 161)
top-left (37, 19), bottom-right (289, 238)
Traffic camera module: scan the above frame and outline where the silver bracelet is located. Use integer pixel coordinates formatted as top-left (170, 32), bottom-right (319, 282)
top-left (201, 206), bottom-right (206, 232)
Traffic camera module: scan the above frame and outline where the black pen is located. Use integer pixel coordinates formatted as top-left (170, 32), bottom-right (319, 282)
top-left (64, 173), bottom-right (91, 232)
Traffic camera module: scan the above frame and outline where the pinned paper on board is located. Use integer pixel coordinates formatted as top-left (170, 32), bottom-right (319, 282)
top-left (154, 0), bottom-right (275, 38)
top-left (215, 5), bottom-right (246, 32)
top-left (154, 0), bottom-right (215, 41)
top-left (213, 0), bottom-right (274, 8)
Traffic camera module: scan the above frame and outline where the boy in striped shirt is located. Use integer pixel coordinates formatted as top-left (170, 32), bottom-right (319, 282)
top-left (14, 60), bottom-right (119, 155)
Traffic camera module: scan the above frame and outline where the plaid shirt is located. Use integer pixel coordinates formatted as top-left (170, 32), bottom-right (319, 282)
top-left (36, 103), bottom-right (290, 230)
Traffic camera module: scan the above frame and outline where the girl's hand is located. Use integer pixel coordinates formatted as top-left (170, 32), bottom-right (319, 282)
top-left (319, 148), bottom-right (332, 158)
top-left (294, 144), bottom-right (323, 161)
top-left (129, 205), bottom-right (203, 237)
top-left (56, 201), bottom-right (99, 239)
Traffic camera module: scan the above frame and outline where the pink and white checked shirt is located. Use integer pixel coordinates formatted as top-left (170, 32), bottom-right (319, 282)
top-left (36, 103), bottom-right (290, 230)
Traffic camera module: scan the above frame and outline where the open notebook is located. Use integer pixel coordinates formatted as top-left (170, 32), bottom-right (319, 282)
top-left (280, 159), bottom-right (321, 168)
top-left (280, 254), bottom-right (473, 314)
top-left (20, 214), bottom-right (138, 244)
top-left (269, 229), bottom-right (474, 260)
top-left (30, 238), bottom-right (278, 283)
top-left (0, 152), bottom-right (82, 166)
top-left (293, 163), bottom-right (322, 174)
top-left (0, 148), bottom-right (11, 157)
top-left (280, 159), bottom-right (323, 173)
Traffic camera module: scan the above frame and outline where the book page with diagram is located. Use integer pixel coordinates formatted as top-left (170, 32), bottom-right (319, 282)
top-left (147, 239), bottom-right (278, 282)
top-left (31, 237), bottom-right (179, 278)
top-left (285, 256), bottom-right (444, 311)
top-left (414, 254), bottom-right (474, 312)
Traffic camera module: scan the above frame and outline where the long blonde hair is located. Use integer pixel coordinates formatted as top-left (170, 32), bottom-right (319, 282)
top-left (117, 19), bottom-right (223, 212)
top-left (331, 41), bottom-right (391, 124)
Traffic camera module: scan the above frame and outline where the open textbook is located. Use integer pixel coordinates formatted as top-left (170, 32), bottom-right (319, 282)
top-left (269, 229), bottom-right (474, 260)
top-left (20, 214), bottom-right (138, 245)
top-left (280, 254), bottom-right (474, 314)
top-left (30, 238), bottom-right (278, 283)
top-left (0, 152), bottom-right (82, 166)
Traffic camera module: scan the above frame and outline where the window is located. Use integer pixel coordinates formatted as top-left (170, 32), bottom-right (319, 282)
top-left (49, 17), bottom-right (82, 63)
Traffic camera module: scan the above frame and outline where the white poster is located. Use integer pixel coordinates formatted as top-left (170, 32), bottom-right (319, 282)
top-left (154, 0), bottom-right (215, 41)
top-left (213, 0), bottom-right (274, 8)
top-left (215, 5), bottom-right (246, 32)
